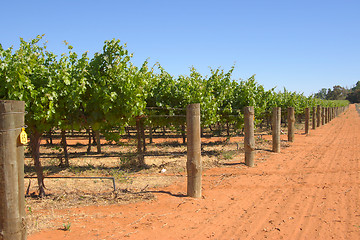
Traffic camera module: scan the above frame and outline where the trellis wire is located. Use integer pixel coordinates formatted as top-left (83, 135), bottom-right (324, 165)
top-left (0, 111), bottom-right (28, 115)
top-left (148, 115), bottom-right (186, 118)
top-left (0, 125), bottom-right (28, 132)
top-left (145, 107), bottom-right (186, 111)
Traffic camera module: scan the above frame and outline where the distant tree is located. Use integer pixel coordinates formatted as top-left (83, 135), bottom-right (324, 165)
top-left (326, 85), bottom-right (348, 100)
top-left (346, 81), bottom-right (360, 103)
top-left (314, 88), bottom-right (328, 99)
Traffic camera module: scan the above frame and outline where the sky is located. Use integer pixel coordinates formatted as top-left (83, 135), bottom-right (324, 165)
top-left (1, 0), bottom-right (359, 96)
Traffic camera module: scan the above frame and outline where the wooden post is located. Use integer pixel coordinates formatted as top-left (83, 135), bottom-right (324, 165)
top-left (181, 125), bottom-right (186, 144)
top-left (0, 100), bottom-right (26, 240)
top-left (316, 105), bottom-right (321, 127)
top-left (136, 117), bottom-right (145, 166)
top-left (60, 130), bottom-right (69, 166)
top-left (186, 104), bottom-right (202, 198)
top-left (321, 107), bottom-right (325, 126)
top-left (305, 107), bottom-right (310, 134)
top-left (46, 129), bottom-right (53, 145)
top-left (272, 107), bottom-right (281, 153)
top-left (312, 107), bottom-right (316, 130)
top-left (244, 106), bottom-right (255, 167)
top-left (95, 130), bottom-right (101, 153)
top-left (287, 107), bottom-right (295, 142)
top-left (149, 124), bottom-right (153, 144)
top-left (325, 107), bottom-right (328, 124)
top-left (86, 128), bottom-right (92, 153)
top-left (140, 119), bottom-right (146, 153)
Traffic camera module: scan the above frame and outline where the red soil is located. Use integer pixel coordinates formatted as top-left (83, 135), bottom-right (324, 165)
top-left (29, 105), bottom-right (360, 239)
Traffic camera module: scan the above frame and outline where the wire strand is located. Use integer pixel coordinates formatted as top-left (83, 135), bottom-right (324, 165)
top-left (0, 111), bottom-right (28, 115)
top-left (0, 125), bottom-right (28, 132)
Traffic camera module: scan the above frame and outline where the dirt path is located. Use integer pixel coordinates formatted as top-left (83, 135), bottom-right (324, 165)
top-left (28, 105), bottom-right (360, 240)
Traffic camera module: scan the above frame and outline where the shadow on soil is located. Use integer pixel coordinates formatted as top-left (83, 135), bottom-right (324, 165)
top-left (140, 190), bottom-right (187, 198)
top-left (222, 162), bottom-right (246, 166)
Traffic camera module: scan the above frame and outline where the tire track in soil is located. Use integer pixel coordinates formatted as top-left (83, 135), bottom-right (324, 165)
top-left (289, 136), bottom-right (342, 239)
top-left (332, 111), bottom-right (360, 239)
top-left (287, 108), bottom-right (360, 240)
top-left (332, 109), bottom-right (360, 239)
top-left (203, 187), bottom-right (284, 239)
top-left (191, 113), bottom-right (346, 239)
top-left (290, 111), bottom-right (349, 239)
top-left (227, 108), bottom-right (358, 239)
top-left (189, 148), bottom-right (314, 239)
top-left (241, 137), bottom-right (337, 239)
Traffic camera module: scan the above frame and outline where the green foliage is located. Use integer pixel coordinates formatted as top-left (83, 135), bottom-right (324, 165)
top-left (0, 35), bottom-right (57, 133)
top-left (146, 66), bottom-right (235, 127)
top-left (2, 35), bottom-right (352, 197)
top-left (54, 41), bottom-right (89, 130)
top-left (62, 222), bottom-right (71, 231)
top-left (0, 35), bottom-right (351, 138)
top-left (346, 81), bottom-right (360, 103)
top-left (315, 85), bottom-right (348, 100)
top-left (84, 39), bottom-right (151, 132)
top-left (230, 75), bottom-right (276, 126)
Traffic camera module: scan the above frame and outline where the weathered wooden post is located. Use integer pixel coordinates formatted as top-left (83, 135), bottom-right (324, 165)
top-left (149, 124), bottom-right (153, 144)
top-left (141, 118), bottom-right (146, 152)
top-left (321, 107), bottom-right (325, 126)
top-left (312, 106), bottom-right (316, 130)
top-left (94, 130), bottom-right (101, 153)
top-left (181, 125), bottom-right (186, 144)
top-left (316, 105), bottom-right (321, 127)
top-left (287, 107), bottom-right (295, 142)
top-left (0, 100), bottom-right (26, 240)
top-left (186, 103), bottom-right (202, 198)
top-left (305, 107), bottom-right (310, 134)
top-left (136, 117), bottom-right (145, 166)
top-left (272, 107), bottom-right (281, 153)
top-left (244, 106), bottom-right (255, 167)
top-left (60, 130), bottom-right (69, 166)
top-left (325, 107), bottom-right (328, 124)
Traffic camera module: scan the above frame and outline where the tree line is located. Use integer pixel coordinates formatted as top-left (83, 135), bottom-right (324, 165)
top-left (314, 82), bottom-right (360, 103)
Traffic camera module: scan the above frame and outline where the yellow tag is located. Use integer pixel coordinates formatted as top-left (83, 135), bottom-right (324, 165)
top-left (20, 128), bottom-right (28, 145)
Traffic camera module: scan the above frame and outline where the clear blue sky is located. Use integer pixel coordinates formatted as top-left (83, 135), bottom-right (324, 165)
top-left (1, 0), bottom-right (359, 96)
